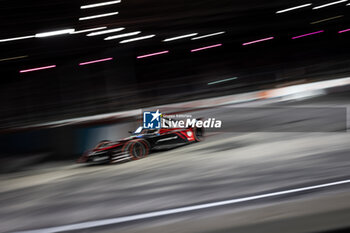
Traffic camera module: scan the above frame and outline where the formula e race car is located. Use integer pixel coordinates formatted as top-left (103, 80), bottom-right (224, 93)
top-left (77, 118), bottom-right (204, 164)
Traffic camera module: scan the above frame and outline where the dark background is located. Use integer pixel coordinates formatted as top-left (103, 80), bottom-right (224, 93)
top-left (1, 0), bottom-right (350, 128)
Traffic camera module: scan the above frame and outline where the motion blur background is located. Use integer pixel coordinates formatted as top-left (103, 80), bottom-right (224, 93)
top-left (1, 0), bottom-right (350, 127)
top-left (1, 1), bottom-right (350, 233)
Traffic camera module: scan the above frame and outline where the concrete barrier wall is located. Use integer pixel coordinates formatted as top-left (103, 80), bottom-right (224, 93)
top-left (1, 77), bottom-right (350, 169)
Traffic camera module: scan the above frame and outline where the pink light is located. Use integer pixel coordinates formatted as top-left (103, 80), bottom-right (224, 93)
top-left (338, 28), bottom-right (350, 33)
top-left (242, 37), bottom-right (274, 46)
top-left (20, 65), bottom-right (56, 73)
top-left (137, 50), bottom-right (169, 59)
top-left (292, 30), bottom-right (324, 39)
top-left (191, 44), bottom-right (222, 52)
top-left (79, 57), bottom-right (113, 66)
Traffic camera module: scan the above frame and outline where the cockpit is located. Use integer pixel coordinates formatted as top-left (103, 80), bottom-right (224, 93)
top-left (133, 127), bottom-right (159, 135)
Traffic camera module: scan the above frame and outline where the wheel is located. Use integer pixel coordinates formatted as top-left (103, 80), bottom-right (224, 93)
top-left (122, 139), bottom-right (150, 160)
top-left (193, 127), bottom-right (205, 142)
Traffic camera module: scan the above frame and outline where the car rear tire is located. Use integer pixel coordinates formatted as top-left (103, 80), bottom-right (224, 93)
top-left (123, 139), bottom-right (150, 160)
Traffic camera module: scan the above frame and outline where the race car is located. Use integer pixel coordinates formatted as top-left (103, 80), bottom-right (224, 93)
top-left (77, 118), bottom-right (204, 164)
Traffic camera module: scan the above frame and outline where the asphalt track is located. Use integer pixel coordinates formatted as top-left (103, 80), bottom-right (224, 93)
top-left (1, 92), bottom-right (350, 233)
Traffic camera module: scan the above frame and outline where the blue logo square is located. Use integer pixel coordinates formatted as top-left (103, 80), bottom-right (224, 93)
top-left (143, 110), bottom-right (161, 129)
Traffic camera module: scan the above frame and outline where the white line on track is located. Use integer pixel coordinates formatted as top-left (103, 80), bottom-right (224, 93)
top-left (14, 179), bottom-right (350, 233)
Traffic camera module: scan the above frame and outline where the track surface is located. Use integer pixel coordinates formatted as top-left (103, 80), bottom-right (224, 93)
top-left (1, 93), bottom-right (350, 233)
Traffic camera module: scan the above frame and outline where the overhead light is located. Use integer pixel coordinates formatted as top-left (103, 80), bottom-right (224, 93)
top-left (20, 65), bottom-right (56, 73)
top-left (292, 30), bottom-right (324, 39)
top-left (0, 35), bottom-right (35, 43)
top-left (163, 33), bottom-right (198, 42)
top-left (0, 55), bottom-right (28, 62)
top-left (191, 44), bottom-right (222, 52)
top-left (119, 35), bottom-right (155, 44)
top-left (79, 12), bottom-right (119, 21)
top-left (310, 15), bottom-right (343, 24)
top-left (71, 27), bottom-right (107, 34)
top-left (242, 37), bottom-right (274, 46)
top-left (81, 0), bottom-right (121, 9)
top-left (104, 31), bottom-right (141, 40)
top-left (87, 28), bottom-right (125, 36)
top-left (208, 77), bottom-right (237, 85)
top-left (191, 31), bottom-right (226, 40)
top-left (79, 57), bottom-right (113, 66)
top-left (35, 29), bottom-right (75, 38)
top-left (276, 3), bottom-right (312, 14)
top-left (312, 0), bottom-right (347, 10)
top-left (338, 28), bottom-right (350, 33)
top-left (137, 50), bottom-right (169, 59)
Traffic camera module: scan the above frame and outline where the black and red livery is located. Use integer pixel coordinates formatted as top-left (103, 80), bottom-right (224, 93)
top-left (77, 119), bottom-right (204, 164)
